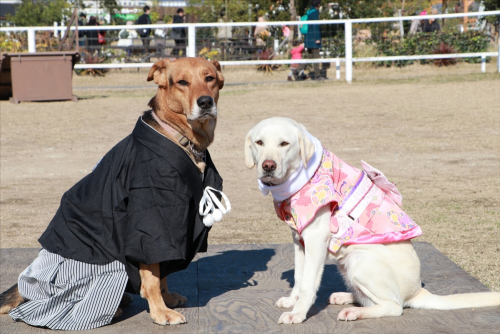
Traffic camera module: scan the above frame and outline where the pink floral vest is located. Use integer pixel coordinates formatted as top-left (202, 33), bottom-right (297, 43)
top-left (275, 150), bottom-right (422, 253)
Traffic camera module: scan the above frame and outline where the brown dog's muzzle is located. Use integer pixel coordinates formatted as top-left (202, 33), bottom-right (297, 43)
top-left (197, 96), bottom-right (214, 110)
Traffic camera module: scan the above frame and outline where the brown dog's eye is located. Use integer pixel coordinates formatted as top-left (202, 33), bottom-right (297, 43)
top-left (256, 140), bottom-right (263, 146)
top-left (205, 76), bottom-right (215, 82)
top-left (177, 80), bottom-right (189, 86)
top-left (280, 142), bottom-right (289, 147)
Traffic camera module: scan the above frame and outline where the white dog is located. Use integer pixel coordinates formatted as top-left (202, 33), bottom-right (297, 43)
top-left (245, 117), bottom-right (500, 324)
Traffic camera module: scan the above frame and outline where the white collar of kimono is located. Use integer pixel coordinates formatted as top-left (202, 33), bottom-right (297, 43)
top-left (258, 132), bottom-right (323, 202)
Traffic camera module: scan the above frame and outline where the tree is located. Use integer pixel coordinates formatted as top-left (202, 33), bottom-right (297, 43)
top-left (482, 0), bottom-right (500, 39)
top-left (101, 0), bottom-right (122, 24)
top-left (186, 0), bottom-right (252, 23)
top-left (331, 0), bottom-right (395, 19)
top-left (7, 0), bottom-right (71, 27)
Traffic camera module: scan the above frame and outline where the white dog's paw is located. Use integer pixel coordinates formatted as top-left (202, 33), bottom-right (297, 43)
top-left (277, 311), bottom-right (306, 324)
top-left (275, 296), bottom-right (298, 308)
top-left (337, 307), bottom-right (362, 321)
top-left (328, 292), bottom-right (354, 305)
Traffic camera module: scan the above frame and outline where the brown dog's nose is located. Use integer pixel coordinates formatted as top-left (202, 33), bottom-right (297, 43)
top-left (197, 96), bottom-right (214, 110)
top-left (262, 160), bottom-right (276, 172)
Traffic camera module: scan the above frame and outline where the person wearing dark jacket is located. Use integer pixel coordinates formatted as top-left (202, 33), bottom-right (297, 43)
top-left (422, 8), bottom-right (441, 33)
top-left (294, 0), bottom-right (327, 80)
top-left (84, 16), bottom-right (102, 52)
top-left (172, 8), bottom-right (186, 56)
top-left (78, 13), bottom-right (86, 48)
top-left (137, 5), bottom-right (152, 54)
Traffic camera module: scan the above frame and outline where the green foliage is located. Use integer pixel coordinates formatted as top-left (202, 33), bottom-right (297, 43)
top-left (321, 35), bottom-right (345, 57)
top-left (7, 0), bottom-right (71, 27)
top-left (186, 0), bottom-right (250, 23)
top-left (319, 30), bottom-right (491, 67)
top-left (7, 0), bottom-right (122, 26)
top-left (400, 0), bottom-right (431, 16)
top-left (151, 11), bottom-right (160, 23)
top-left (332, 0), bottom-right (395, 19)
top-left (185, 0), bottom-right (295, 23)
top-left (482, 0), bottom-right (500, 23)
top-left (370, 31), bottom-right (491, 66)
top-left (102, 0), bottom-right (122, 24)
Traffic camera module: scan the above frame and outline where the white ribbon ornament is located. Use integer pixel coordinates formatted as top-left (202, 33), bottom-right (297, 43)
top-left (199, 187), bottom-right (231, 227)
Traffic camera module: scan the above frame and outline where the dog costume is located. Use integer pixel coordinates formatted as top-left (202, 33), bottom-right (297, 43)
top-left (259, 133), bottom-right (422, 253)
top-left (10, 112), bottom-right (227, 330)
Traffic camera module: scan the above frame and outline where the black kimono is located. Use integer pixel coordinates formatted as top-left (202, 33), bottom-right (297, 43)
top-left (38, 115), bottom-right (223, 293)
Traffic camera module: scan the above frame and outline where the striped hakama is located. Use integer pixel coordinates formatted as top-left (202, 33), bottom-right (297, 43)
top-left (9, 249), bottom-right (128, 330)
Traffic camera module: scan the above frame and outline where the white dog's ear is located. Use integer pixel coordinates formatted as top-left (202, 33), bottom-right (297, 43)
top-left (147, 59), bottom-right (171, 87)
top-left (297, 125), bottom-right (315, 169)
top-left (244, 131), bottom-right (256, 169)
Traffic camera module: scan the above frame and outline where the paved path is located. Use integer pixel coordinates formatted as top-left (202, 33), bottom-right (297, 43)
top-left (1, 243), bottom-right (499, 333)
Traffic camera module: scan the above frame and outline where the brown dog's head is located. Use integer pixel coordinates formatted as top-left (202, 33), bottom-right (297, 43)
top-left (147, 57), bottom-right (224, 150)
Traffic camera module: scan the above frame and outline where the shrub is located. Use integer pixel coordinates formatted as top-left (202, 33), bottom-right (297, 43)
top-left (369, 31), bottom-right (490, 67)
top-left (433, 42), bottom-right (457, 67)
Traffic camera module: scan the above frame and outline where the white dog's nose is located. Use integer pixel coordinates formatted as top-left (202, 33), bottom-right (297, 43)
top-left (262, 160), bottom-right (277, 172)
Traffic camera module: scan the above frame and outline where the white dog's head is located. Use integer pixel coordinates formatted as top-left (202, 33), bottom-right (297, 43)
top-left (245, 117), bottom-right (315, 185)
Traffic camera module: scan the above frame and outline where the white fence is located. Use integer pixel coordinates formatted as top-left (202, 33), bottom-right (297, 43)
top-left (1, 11), bottom-right (499, 82)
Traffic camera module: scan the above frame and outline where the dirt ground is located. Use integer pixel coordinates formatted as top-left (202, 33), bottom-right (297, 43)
top-left (1, 65), bottom-right (499, 292)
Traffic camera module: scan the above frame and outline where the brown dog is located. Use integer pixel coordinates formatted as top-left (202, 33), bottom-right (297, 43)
top-left (0, 57), bottom-right (225, 327)
top-left (139, 57), bottom-right (224, 325)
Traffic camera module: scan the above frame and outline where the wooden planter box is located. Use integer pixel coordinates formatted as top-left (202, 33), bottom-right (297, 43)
top-left (0, 52), bottom-right (80, 104)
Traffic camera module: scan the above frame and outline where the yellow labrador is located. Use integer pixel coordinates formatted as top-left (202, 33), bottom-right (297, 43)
top-left (245, 117), bottom-right (500, 324)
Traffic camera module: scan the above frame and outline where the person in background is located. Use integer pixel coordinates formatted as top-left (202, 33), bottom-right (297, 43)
top-left (279, 24), bottom-right (291, 50)
top-left (154, 20), bottom-right (168, 57)
top-left (422, 8), bottom-right (441, 33)
top-left (172, 8), bottom-right (186, 56)
top-left (117, 21), bottom-right (138, 57)
top-left (217, 13), bottom-right (233, 41)
top-left (289, 40), bottom-right (305, 81)
top-left (78, 13), bottom-right (86, 48)
top-left (84, 16), bottom-right (102, 53)
top-left (295, 0), bottom-right (325, 80)
top-left (254, 16), bottom-right (269, 47)
top-left (217, 11), bottom-right (233, 57)
top-left (137, 5), bottom-right (152, 54)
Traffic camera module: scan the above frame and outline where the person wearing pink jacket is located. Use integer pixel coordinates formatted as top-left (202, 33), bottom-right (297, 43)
top-left (288, 41), bottom-right (305, 81)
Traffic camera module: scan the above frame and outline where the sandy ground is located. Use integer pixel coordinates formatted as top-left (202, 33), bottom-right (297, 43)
top-left (1, 65), bottom-right (499, 291)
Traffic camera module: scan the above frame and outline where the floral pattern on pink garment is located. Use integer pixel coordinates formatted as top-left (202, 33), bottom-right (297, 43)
top-left (274, 149), bottom-right (423, 253)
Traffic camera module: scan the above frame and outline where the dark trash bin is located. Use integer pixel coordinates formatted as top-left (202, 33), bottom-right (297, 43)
top-left (0, 52), bottom-right (80, 104)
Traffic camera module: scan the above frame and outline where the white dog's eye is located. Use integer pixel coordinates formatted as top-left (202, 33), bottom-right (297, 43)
top-left (205, 76), bottom-right (215, 82)
top-left (256, 140), bottom-right (264, 146)
top-left (280, 141), bottom-right (289, 147)
top-left (177, 80), bottom-right (189, 86)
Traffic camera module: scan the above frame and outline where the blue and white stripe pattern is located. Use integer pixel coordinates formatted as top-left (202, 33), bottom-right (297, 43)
top-left (9, 249), bottom-right (128, 330)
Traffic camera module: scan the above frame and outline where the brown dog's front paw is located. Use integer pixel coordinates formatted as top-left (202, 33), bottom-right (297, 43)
top-left (120, 293), bottom-right (133, 307)
top-left (151, 309), bottom-right (186, 326)
top-left (113, 308), bottom-right (123, 319)
top-left (162, 291), bottom-right (187, 308)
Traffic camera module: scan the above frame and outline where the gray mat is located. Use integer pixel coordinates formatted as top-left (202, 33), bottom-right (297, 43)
top-left (1, 243), bottom-right (499, 333)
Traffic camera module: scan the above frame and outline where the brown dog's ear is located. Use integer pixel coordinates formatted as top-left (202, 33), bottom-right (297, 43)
top-left (244, 131), bottom-right (256, 169)
top-left (211, 59), bottom-right (224, 90)
top-left (297, 124), bottom-right (315, 169)
top-left (147, 59), bottom-right (171, 87)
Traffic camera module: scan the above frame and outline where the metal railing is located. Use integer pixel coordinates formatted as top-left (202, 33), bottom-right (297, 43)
top-left (1, 11), bottom-right (499, 82)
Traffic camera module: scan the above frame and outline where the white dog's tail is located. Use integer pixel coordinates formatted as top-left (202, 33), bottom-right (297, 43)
top-left (406, 288), bottom-right (500, 310)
